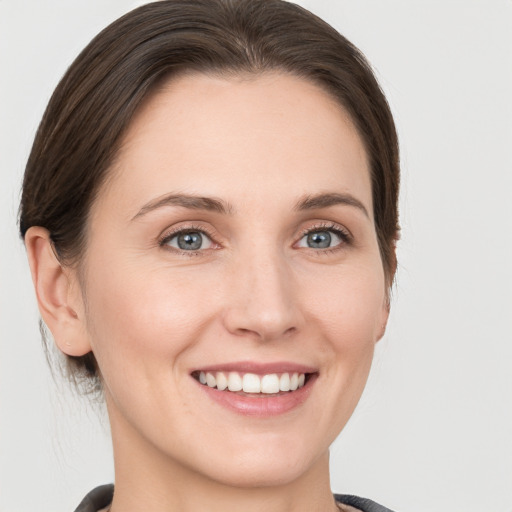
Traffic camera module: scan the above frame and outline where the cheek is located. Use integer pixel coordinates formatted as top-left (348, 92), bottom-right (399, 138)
top-left (304, 260), bottom-right (386, 396)
top-left (291, 262), bottom-right (385, 442)
top-left (83, 261), bottom-right (214, 373)
top-left (304, 260), bottom-right (387, 344)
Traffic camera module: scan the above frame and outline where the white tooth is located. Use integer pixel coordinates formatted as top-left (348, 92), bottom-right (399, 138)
top-left (206, 372), bottom-right (216, 388)
top-left (290, 372), bottom-right (299, 391)
top-left (227, 372), bottom-right (243, 392)
top-left (199, 371), bottom-right (206, 385)
top-left (216, 372), bottom-right (228, 391)
top-left (243, 373), bottom-right (261, 393)
top-left (298, 373), bottom-right (306, 388)
top-left (279, 373), bottom-right (291, 392)
top-left (261, 374), bottom-right (280, 394)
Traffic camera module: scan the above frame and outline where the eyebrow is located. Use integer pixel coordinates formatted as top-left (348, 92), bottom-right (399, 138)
top-left (131, 193), bottom-right (233, 220)
top-left (131, 191), bottom-right (369, 221)
top-left (294, 192), bottom-right (369, 218)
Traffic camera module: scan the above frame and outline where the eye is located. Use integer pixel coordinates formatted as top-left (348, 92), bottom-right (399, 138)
top-left (296, 226), bottom-right (349, 250)
top-left (163, 230), bottom-right (214, 251)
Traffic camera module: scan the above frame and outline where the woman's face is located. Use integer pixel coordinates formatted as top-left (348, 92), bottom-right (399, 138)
top-left (76, 72), bottom-right (389, 486)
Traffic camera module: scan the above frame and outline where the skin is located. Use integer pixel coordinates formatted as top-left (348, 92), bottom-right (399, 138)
top-left (26, 72), bottom-right (390, 512)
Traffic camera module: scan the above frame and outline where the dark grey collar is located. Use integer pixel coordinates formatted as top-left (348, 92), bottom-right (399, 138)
top-left (74, 485), bottom-right (396, 512)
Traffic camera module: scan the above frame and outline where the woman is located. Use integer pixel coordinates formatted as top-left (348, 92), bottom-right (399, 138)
top-left (19, 1), bottom-right (399, 511)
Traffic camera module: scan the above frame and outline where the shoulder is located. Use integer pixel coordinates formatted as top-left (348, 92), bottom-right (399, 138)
top-left (335, 494), bottom-right (397, 512)
top-left (73, 484), bottom-right (114, 512)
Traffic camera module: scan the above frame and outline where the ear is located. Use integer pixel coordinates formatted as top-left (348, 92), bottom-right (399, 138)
top-left (376, 241), bottom-right (397, 342)
top-left (376, 294), bottom-right (391, 342)
top-left (25, 227), bottom-right (91, 357)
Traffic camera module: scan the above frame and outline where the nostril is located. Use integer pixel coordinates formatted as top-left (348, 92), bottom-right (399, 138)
top-left (283, 326), bottom-right (297, 337)
top-left (232, 325), bottom-right (297, 342)
top-left (221, 270), bottom-right (302, 341)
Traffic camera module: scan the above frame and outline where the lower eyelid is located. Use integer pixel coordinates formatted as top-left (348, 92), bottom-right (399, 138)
top-left (158, 224), bottom-right (351, 252)
top-left (159, 227), bottom-right (217, 249)
top-left (171, 232), bottom-right (213, 250)
top-left (298, 225), bottom-right (351, 245)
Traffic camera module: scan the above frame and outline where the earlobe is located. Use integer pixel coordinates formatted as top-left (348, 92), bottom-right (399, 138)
top-left (25, 227), bottom-right (91, 357)
top-left (376, 294), bottom-right (391, 342)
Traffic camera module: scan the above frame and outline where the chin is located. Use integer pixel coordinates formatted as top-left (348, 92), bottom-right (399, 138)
top-left (182, 429), bottom-right (329, 490)
top-left (201, 454), bottom-right (317, 489)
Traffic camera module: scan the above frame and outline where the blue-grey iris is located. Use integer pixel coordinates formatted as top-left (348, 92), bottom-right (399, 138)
top-left (177, 232), bottom-right (203, 250)
top-left (307, 231), bottom-right (331, 249)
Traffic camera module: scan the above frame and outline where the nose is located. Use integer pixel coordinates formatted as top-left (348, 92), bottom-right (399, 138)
top-left (222, 248), bottom-right (302, 342)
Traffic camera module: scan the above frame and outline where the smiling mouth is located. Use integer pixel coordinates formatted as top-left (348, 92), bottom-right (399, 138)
top-left (191, 370), bottom-right (314, 395)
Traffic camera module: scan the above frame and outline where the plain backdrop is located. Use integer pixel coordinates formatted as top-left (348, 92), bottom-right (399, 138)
top-left (1, 1), bottom-right (511, 511)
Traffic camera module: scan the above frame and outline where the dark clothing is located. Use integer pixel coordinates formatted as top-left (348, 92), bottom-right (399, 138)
top-left (74, 485), bottom-right (114, 512)
top-left (74, 484), bottom-right (396, 512)
top-left (334, 494), bottom-right (396, 512)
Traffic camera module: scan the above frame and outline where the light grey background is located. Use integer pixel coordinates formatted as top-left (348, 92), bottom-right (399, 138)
top-left (1, 1), bottom-right (511, 511)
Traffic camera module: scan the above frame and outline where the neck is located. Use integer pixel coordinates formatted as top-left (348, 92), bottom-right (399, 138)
top-left (107, 409), bottom-right (338, 512)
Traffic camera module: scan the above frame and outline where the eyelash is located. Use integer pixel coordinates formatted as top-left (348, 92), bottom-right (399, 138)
top-left (158, 222), bottom-right (352, 256)
top-left (158, 224), bottom-right (219, 257)
top-left (298, 222), bottom-right (352, 254)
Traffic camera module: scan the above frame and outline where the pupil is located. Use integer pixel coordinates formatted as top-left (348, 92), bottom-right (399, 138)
top-left (307, 231), bottom-right (331, 249)
top-left (178, 232), bottom-right (202, 250)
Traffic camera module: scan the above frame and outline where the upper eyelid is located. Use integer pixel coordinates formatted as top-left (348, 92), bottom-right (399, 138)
top-left (158, 223), bottom-right (218, 246)
top-left (157, 220), bottom-right (352, 249)
top-left (298, 221), bottom-right (352, 239)
top-left (301, 223), bottom-right (346, 234)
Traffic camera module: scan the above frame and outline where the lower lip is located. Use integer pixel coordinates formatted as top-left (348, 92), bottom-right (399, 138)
top-left (194, 374), bottom-right (317, 417)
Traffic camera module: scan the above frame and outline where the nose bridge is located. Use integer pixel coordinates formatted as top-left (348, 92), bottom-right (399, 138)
top-left (223, 242), bottom-right (300, 341)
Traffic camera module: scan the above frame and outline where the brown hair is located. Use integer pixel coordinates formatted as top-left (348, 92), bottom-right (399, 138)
top-left (19, 0), bottom-right (399, 387)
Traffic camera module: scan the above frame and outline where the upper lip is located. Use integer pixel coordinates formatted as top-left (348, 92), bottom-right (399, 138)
top-left (191, 361), bottom-right (318, 375)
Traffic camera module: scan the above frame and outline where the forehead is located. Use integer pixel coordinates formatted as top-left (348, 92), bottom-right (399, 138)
top-left (97, 72), bottom-right (372, 217)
